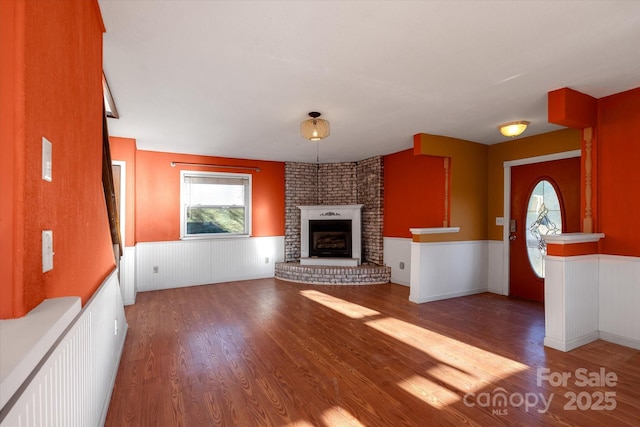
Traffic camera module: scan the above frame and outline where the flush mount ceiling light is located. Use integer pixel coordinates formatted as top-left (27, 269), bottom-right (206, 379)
top-left (300, 112), bottom-right (330, 141)
top-left (498, 120), bottom-right (530, 137)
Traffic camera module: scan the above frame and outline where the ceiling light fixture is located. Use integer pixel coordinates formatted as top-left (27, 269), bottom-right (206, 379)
top-left (300, 112), bottom-right (330, 141)
top-left (498, 120), bottom-right (529, 137)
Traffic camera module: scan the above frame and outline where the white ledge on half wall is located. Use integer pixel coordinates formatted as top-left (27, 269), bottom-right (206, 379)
top-left (409, 227), bottom-right (461, 235)
top-left (0, 296), bottom-right (81, 410)
top-left (543, 232), bottom-right (605, 244)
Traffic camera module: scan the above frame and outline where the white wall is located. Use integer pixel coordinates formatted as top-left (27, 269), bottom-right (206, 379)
top-left (544, 255), bottom-right (600, 352)
top-left (410, 240), bottom-right (489, 303)
top-left (120, 246), bottom-right (136, 305)
top-left (598, 255), bottom-right (640, 349)
top-left (544, 253), bottom-right (640, 352)
top-left (136, 236), bottom-right (285, 292)
top-left (487, 240), bottom-right (506, 295)
top-left (383, 237), bottom-right (411, 286)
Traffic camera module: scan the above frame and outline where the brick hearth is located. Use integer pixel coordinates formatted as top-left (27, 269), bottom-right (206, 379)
top-left (275, 262), bottom-right (391, 285)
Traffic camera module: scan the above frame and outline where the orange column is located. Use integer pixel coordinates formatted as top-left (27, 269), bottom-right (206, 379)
top-left (548, 88), bottom-right (598, 233)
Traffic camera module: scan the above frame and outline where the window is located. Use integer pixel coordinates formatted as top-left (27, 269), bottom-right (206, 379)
top-left (180, 171), bottom-right (251, 238)
top-left (526, 179), bottom-right (562, 278)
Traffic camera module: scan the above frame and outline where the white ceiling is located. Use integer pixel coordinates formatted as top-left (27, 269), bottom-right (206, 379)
top-left (99, 1), bottom-right (640, 163)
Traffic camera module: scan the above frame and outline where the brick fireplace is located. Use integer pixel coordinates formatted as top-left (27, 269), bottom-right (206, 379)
top-left (276, 158), bottom-right (390, 285)
top-left (284, 157), bottom-right (383, 265)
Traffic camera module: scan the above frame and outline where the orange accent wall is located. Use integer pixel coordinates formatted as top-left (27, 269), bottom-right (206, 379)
top-left (597, 88), bottom-right (640, 257)
top-left (0, 0), bottom-right (22, 318)
top-left (412, 133), bottom-right (488, 242)
top-left (109, 137), bottom-right (137, 247)
top-left (383, 149), bottom-right (445, 238)
top-left (487, 129), bottom-right (581, 241)
top-left (134, 150), bottom-right (285, 242)
top-left (547, 242), bottom-right (598, 257)
top-left (0, 0), bottom-right (114, 319)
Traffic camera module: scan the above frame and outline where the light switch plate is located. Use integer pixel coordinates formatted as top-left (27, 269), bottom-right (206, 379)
top-left (496, 217), bottom-right (504, 226)
top-left (42, 137), bottom-right (52, 181)
top-left (42, 230), bottom-right (53, 272)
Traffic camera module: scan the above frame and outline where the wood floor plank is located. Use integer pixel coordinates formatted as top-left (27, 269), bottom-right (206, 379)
top-left (105, 279), bottom-right (640, 426)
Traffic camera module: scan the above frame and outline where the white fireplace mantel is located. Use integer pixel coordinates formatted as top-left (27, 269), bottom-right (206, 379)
top-left (298, 204), bottom-right (363, 265)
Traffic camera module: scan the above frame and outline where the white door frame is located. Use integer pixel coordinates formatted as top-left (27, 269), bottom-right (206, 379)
top-left (501, 150), bottom-right (581, 296)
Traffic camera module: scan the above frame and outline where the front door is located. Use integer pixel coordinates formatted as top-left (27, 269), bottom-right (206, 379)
top-left (509, 157), bottom-right (581, 302)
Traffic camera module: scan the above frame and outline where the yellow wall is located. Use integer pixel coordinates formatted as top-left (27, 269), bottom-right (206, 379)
top-left (413, 134), bottom-right (488, 242)
top-left (486, 128), bottom-right (581, 241)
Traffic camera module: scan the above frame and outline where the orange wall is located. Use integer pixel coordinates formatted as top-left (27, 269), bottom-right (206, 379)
top-left (0, 0), bottom-right (115, 318)
top-left (383, 149), bottom-right (445, 238)
top-left (487, 129), bottom-right (581, 240)
top-left (109, 137), bottom-right (137, 247)
top-left (412, 133), bottom-right (488, 242)
top-left (0, 0), bottom-right (21, 317)
top-left (133, 150), bottom-right (285, 242)
top-left (597, 88), bottom-right (640, 256)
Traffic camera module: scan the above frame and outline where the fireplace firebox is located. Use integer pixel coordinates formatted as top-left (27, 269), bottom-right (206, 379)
top-left (309, 220), bottom-right (351, 258)
top-left (298, 204), bottom-right (363, 266)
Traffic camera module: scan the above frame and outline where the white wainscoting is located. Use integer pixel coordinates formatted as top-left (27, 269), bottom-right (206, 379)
top-left (120, 246), bottom-right (136, 305)
top-left (136, 236), bottom-right (285, 292)
top-left (487, 240), bottom-right (506, 295)
top-left (598, 255), bottom-right (640, 350)
top-left (544, 255), bottom-right (600, 352)
top-left (544, 253), bottom-right (640, 352)
top-left (0, 270), bottom-right (127, 426)
top-left (383, 237), bottom-right (411, 286)
top-left (410, 240), bottom-right (489, 303)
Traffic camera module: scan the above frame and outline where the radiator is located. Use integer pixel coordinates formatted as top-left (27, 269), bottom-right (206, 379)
top-left (0, 270), bottom-right (127, 427)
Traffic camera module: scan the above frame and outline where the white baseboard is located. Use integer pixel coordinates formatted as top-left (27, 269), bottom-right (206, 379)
top-left (598, 331), bottom-right (640, 350)
top-left (410, 288), bottom-right (487, 304)
top-left (544, 331), bottom-right (600, 352)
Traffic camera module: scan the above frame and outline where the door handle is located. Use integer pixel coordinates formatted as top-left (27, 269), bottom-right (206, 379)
top-left (509, 235), bottom-right (517, 241)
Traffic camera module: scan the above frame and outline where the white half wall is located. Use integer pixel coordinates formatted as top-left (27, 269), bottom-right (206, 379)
top-left (410, 240), bottom-right (489, 303)
top-left (487, 240), bottom-right (506, 295)
top-left (0, 270), bottom-right (127, 426)
top-left (598, 255), bottom-right (640, 349)
top-left (544, 255), bottom-right (600, 352)
top-left (383, 237), bottom-right (411, 286)
top-left (120, 246), bottom-right (136, 305)
top-left (136, 236), bottom-right (285, 292)
top-left (544, 253), bottom-right (640, 352)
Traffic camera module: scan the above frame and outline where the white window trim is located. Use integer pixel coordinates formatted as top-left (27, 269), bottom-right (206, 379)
top-left (180, 170), bottom-right (252, 239)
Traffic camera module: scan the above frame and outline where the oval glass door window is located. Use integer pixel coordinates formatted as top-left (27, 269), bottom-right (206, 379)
top-left (526, 180), bottom-right (562, 278)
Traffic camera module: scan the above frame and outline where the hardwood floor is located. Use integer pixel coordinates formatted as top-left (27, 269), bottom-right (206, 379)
top-left (105, 279), bottom-right (640, 426)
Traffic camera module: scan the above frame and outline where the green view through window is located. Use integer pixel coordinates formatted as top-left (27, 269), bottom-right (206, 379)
top-left (180, 171), bottom-right (251, 238)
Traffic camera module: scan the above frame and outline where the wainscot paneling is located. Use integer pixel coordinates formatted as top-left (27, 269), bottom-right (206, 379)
top-left (544, 255), bottom-right (600, 352)
top-left (410, 240), bottom-right (488, 303)
top-left (136, 237), bottom-right (285, 292)
top-left (598, 255), bottom-right (640, 350)
top-left (120, 246), bottom-right (136, 305)
top-left (0, 270), bottom-right (127, 427)
top-left (383, 237), bottom-right (411, 286)
top-left (487, 240), bottom-right (506, 295)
